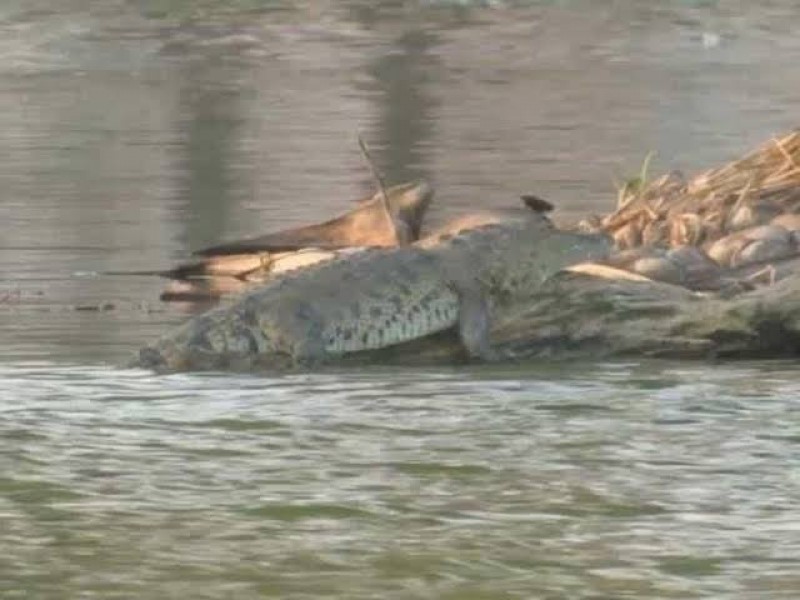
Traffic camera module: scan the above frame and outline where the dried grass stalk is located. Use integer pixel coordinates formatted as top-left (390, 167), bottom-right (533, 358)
top-left (599, 129), bottom-right (800, 249)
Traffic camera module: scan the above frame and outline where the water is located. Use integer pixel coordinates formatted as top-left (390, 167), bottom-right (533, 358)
top-left (1, 1), bottom-right (799, 597)
top-left (2, 361), bottom-right (800, 598)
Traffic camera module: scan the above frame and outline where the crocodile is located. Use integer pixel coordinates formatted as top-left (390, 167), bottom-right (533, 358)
top-left (135, 202), bottom-right (611, 371)
top-left (159, 180), bottom-right (433, 301)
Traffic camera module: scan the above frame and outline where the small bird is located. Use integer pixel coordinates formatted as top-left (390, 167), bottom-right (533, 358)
top-left (520, 194), bottom-right (555, 214)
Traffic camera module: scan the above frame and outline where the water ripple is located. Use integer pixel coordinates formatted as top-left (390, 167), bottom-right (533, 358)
top-left (1, 359), bottom-right (799, 597)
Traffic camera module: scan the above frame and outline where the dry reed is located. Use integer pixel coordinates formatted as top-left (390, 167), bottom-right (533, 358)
top-left (597, 129), bottom-right (800, 250)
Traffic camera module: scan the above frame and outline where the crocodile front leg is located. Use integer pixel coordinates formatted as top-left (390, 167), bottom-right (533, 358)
top-left (451, 280), bottom-right (500, 361)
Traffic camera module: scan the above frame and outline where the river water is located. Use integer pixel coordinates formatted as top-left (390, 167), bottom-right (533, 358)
top-left (1, 1), bottom-right (799, 598)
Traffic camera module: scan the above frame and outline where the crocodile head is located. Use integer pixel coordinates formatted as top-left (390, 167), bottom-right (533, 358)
top-left (133, 308), bottom-right (295, 372)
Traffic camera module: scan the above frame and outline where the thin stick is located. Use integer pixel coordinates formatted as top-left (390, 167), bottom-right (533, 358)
top-left (357, 133), bottom-right (401, 245)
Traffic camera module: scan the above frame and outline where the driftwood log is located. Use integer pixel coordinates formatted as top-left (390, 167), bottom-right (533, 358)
top-left (494, 270), bottom-right (800, 360)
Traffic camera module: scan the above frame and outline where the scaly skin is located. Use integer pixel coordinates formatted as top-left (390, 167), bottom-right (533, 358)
top-left (135, 207), bottom-right (611, 371)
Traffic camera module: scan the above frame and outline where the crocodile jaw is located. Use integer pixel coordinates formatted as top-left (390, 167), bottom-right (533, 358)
top-left (134, 309), bottom-right (280, 372)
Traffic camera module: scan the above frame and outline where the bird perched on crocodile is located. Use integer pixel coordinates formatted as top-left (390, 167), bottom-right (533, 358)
top-left (135, 197), bottom-right (610, 371)
top-left (160, 180), bottom-right (433, 302)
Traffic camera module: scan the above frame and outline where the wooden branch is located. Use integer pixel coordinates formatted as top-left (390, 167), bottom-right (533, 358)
top-left (494, 272), bottom-right (800, 360)
top-left (357, 134), bottom-right (409, 246)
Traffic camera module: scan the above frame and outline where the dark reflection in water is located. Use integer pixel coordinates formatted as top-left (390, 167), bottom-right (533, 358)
top-left (366, 28), bottom-right (438, 185)
top-left (175, 64), bottom-right (246, 250)
top-left (2, 2), bottom-right (800, 598)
